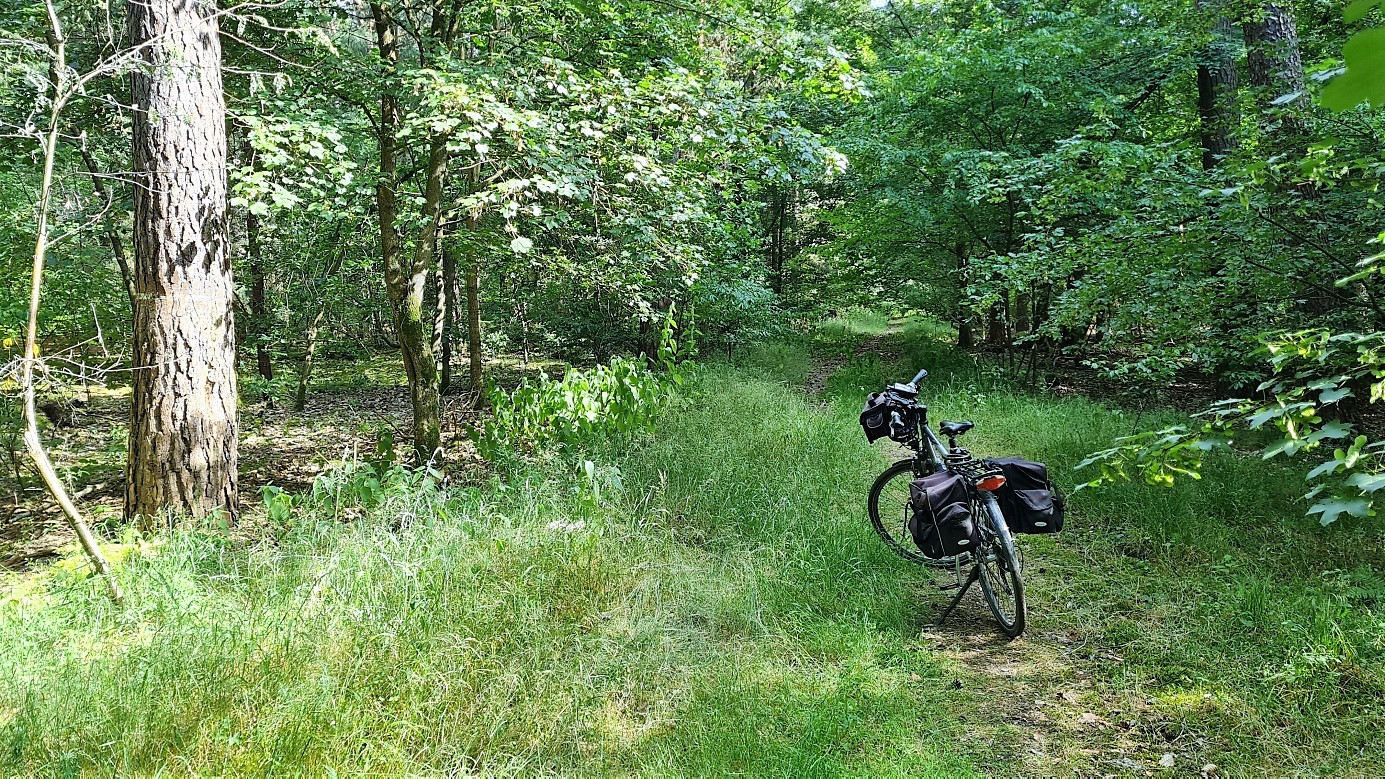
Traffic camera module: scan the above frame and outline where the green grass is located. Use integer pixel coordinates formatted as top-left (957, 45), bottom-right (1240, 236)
top-left (2, 318), bottom-right (1382, 776)
top-left (808, 317), bottom-right (1385, 775)
top-left (0, 361), bottom-right (979, 775)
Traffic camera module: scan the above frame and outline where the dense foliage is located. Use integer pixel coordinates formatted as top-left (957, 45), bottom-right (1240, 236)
top-left (3, 1), bottom-right (1385, 513)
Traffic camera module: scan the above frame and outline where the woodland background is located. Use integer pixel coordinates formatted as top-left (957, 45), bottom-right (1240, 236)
top-left (2, 0), bottom-right (1385, 775)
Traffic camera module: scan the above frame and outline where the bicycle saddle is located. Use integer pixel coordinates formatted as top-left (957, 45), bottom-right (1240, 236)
top-left (939, 420), bottom-right (975, 437)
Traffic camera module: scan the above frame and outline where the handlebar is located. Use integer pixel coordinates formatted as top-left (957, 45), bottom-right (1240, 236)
top-left (909, 368), bottom-right (928, 385)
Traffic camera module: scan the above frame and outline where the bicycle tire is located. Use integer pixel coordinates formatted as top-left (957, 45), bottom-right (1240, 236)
top-left (976, 498), bottom-right (1026, 637)
top-left (867, 459), bottom-right (963, 569)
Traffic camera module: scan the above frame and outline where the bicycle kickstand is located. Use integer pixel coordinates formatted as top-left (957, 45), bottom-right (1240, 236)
top-left (934, 566), bottom-right (980, 627)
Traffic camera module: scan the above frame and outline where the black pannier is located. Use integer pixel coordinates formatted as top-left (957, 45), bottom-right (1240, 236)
top-left (986, 457), bottom-right (1064, 534)
top-left (861, 383), bottom-right (921, 444)
top-left (909, 471), bottom-right (978, 558)
top-left (859, 392), bottom-right (894, 442)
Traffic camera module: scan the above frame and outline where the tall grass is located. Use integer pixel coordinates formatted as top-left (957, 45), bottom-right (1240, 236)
top-left (2, 318), bottom-right (1382, 775)
top-left (0, 368), bottom-right (978, 775)
top-left (815, 319), bottom-right (1385, 774)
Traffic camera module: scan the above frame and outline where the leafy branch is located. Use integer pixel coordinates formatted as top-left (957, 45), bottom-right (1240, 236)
top-left (1077, 329), bottom-right (1385, 526)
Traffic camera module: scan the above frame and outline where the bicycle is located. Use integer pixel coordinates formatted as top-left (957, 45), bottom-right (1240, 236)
top-left (865, 368), bottom-right (1026, 637)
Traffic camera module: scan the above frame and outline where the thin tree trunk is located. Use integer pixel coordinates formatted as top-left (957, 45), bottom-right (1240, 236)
top-left (438, 239), bottom-right (457, 394)
top-left (296, 302), bottom-right (326, 412)
top-left (294, 235), bottom-right (343, 412)
top-left (1197, 6), bottom-right (1241, 169)
top-left (248, 209), bottom-right (273, 381)
top-left (27, 3), bottom-right (122, 602)
top-left (955, 244), bottom-right (974, 348)
top-left (126, 0), bottom-right (238, 522)
top-left (371, 2), bottom-right (443, 464)
top-left (466, 253), bottom-right (484, 405)
top-left (767, 187), bottom-right (786, 293)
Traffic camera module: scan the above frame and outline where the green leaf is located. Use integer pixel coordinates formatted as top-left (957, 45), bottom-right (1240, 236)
top-left (1320, 387), bottom-right (1353, 404)
top-left (1307, 459), bottom-right (1344, 479)
top-left (1346, 0), bottom-right (1381, 23)
top-left (1321, 28), bottom-right (1385, 111)
top-left (1345, 472), bottom-right (1385, 493)
top-left (1247, 406), bottom-right (1285, 429)
top-left (1308, 497), bottom-right (1373, 526)
top-left (1308, 420), bottom-right (1354, 443)
top-left (509, 236), bottom-right (534, 254)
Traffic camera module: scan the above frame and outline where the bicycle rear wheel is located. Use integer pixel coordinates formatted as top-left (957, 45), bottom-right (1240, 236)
top-left (868, 459), bottom-right (959, 569)
top-left (976, 499), bottom-right (1026, 637)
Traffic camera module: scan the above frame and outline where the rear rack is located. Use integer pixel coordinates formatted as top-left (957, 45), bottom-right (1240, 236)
top-left (943, 450), bottom-right (1002, 484)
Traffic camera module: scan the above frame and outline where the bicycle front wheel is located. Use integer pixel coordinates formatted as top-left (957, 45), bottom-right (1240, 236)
top-left (868, 459), bottom-right (959, 569)
top-left (976, 498), bottom-right (1026, 637)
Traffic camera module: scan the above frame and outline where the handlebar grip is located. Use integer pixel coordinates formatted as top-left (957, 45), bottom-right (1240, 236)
top-left (910, 368), bottom-right (928, 385)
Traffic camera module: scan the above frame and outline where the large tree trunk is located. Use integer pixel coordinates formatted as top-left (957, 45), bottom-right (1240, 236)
top-left (1197, 5), bottom-right (1241, 169)
top-left (987, 298), bottom-right (1006, 346)
top-left (1243, 3), bottom-right (1307, 138)
top-left (371, 3), bottom-right (443, 464)
top-left (125, 0), bottom-right (237, 521)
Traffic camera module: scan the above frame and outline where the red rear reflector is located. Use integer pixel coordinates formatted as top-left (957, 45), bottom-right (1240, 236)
top-left (977, 475), bottom-right (1007, 492)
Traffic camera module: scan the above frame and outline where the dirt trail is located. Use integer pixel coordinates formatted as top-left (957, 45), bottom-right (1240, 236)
top-left (804, 327), bottom-right (902, 395)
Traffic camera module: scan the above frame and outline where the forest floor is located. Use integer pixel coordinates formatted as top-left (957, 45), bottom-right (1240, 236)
top-left (2, 314), bottom-right (1384, 776)
top-left (0, 354), bottom-right (564, 566)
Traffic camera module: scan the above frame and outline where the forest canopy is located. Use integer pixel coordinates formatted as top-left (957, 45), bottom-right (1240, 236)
top-left (2, 0), bottom-right (1384, 525)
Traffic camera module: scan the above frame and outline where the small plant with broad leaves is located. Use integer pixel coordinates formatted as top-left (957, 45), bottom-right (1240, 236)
top-left (1077, 329), bottom-right (1385, 525)
top-left (476, 310), bottom-right (692, 461)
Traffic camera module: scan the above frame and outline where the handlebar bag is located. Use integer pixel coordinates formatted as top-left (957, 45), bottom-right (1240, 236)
top-left (909, 471), bottom-right (978, 558)
top-left (986, 457), bottom-right (1064, 534)
top-left (859, 392), bottom-right (893, 442)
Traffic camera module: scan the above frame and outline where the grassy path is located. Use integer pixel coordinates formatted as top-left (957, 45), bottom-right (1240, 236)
top-left (785, 314), bottom-right (1385, 776)
top-left (1, 318), bottom-right (1382, 775)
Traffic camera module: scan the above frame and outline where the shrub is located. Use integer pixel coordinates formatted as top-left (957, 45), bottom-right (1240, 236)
top-left (476, 318), bottom-right (691, 461)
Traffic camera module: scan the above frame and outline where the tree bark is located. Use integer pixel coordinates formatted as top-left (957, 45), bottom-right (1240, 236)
top-left (126, 0), bottom-right (238, 522)
top-left (1243, 3), bottom-right (1307, 138)
top-left (987, 301), bottom-right (1006, 345)
top-left (437, 238), bottom-right (457, 394)
top-left (1197, 6), bottom-right (1240, 169)
top-left (296, 302), bottom-right (326, 412)
top-left (955, 245), bottom-right (974, 348)
top-left (371, 2), bottom-right (442, 464)
top-left (294, 236), bottom-right (343, 412)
